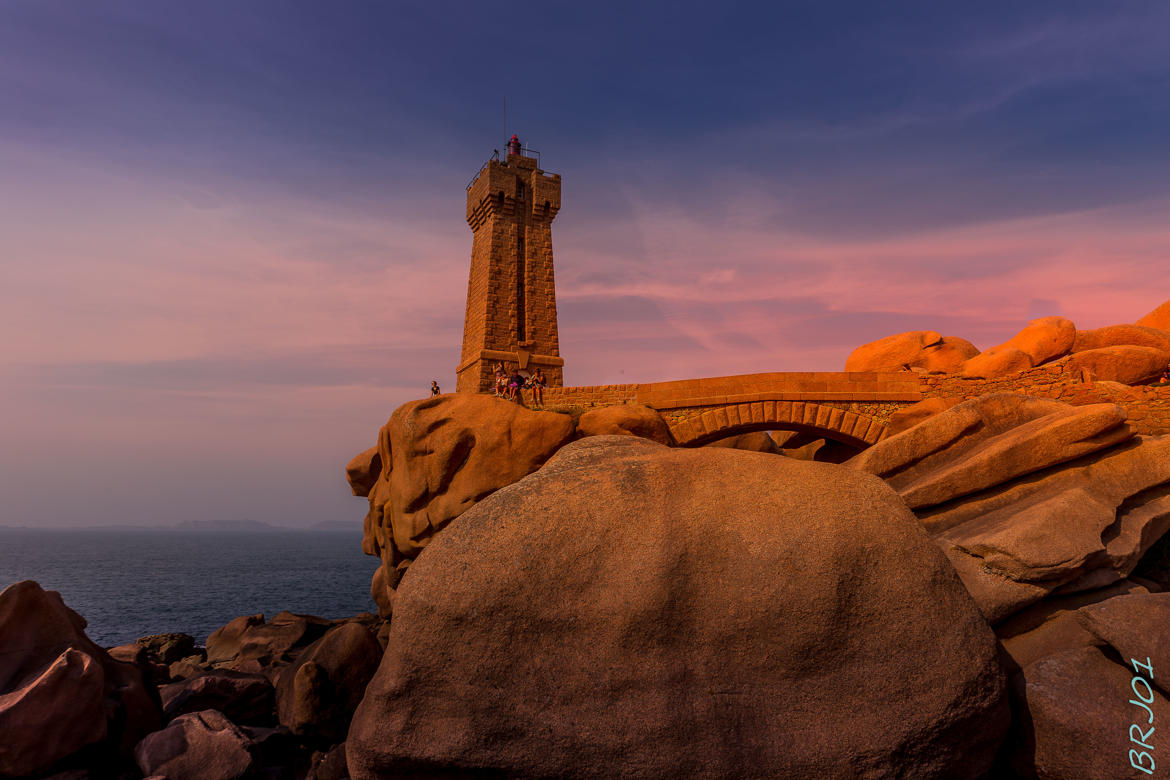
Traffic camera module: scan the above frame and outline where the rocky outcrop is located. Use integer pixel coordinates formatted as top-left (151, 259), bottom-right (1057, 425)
top-left (354, 394), bottom-right (575, 617)
top-left (1076, 591), bottom-right (1170, 694)
top-left (1137, 298), bottom-right (1170, 330)
top-left (1004, 646), bottom-right (1167, 780)
top-left (851, 393), bottom-right (1170, 623)
top-left (276, 621), bottom-right (381, 741)
top-left (850, 310), bottom-right (1170, 386)
top-left (960, 346), bottom-right (1034, 379)
top-left (845, 330), bottom-right (978, 373)
top-left (958, 317), bottom-right (1075, 379)
top-left (137, 633), bottom-right (197, 666)
top-left (348, 436), bottom-right (1007, 779)
top-left (233, 611), bottom-right (331, 671)
top-left (1054, 345), bottom-right (1170, 385)
top-left (345, 446), bottom-right (381, 497)
top-left (206, 614), bottom-right (264, 665)
top-left (308, 743), bottom-right (349, 780)
top-left (134, 710), bottom-right (255, 780)
top-left (1073, 323), bottom-right (1170, 354)
top-left (0, 580), bottom-right (161, 777)
top-left (160, 670), bottom-right (275, 726)
top-left (994, 579), bottom-right (1156, 670)
top-left (704, 430), bottom-right (782, 452)
top-left (886, 397), bottom-right (960, 436)
top-left (576, 403), bottom-right (673, 444)
top-left (999, 316), bottom-right (1077, 366)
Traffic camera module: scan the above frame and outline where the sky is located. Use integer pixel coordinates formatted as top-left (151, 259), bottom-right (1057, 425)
top-left (2, 1), bottom-right (1170, 528)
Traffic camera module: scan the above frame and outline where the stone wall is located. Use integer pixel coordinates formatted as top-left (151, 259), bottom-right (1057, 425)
top-left (543, 384), bottom-right (640, 409)
top-left (528, 367), bottom-right (1170, 441)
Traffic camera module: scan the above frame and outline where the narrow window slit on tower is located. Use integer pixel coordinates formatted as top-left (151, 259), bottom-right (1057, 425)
top-left (517, 229), bottom-right (526, 342)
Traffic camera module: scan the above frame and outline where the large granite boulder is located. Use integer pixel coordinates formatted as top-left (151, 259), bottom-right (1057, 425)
top-left (134, 709), bottom-right (255, 780)
top-left (850, 394), bottom-right (1170, 623)
top-left (1054, 345), bottom-right (1170, 385)
top-left (845, 330), bottom-right (978, 373)
top-left (137, 633), bottom-right (197, 666)
top-left (234, 610), bottom-right (331, 670)
top-left (205, 614), bottom-right (264, 664)
top-left (345, 446), bottom-right (381, 497)
top-left (1005, 646), bottom-right (1167, 780)
top-left (1076, 591), bottom-right (1170, 695)
top-left (576, 403), bottom-right (673, 445)
top-left (960, 346), bottom-right (1034, 379)
top-left (886, 397), bottom-right (960, 436)
top-left (958, 317), bottom-right (1077, 380)
top-left (994, 579), bottom-right (1156, 670)
top-left (1073, 323), bottom-right (1170, 354)
top-left (0, 581), bottom-right (161, 777)
top-left (160, 670), bottom-right (275, 726)
top-left (354, 394), bottom-right (575, 616)
top-left (1000, 316), bottom-right (1077, 365)
top-left (704, 431), bottom-right (782, 453)
top-left (1137, 298), bottom-right (1170, 330)
top-left (348, 436), bottom-right (1008, 779)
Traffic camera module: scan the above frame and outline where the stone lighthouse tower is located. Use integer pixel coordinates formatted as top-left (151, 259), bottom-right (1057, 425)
top-left (456, 136), bottom-right (564, 392)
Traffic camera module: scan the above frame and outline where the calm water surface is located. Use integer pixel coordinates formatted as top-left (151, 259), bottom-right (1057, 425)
top-left (0, 529), bottom-right (380, 647)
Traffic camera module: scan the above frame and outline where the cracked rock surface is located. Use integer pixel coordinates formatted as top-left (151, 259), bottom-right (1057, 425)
top-left (851, 393), bottom-right (1170, 623)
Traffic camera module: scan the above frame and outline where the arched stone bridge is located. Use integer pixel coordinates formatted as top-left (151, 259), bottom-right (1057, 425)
top-left (541, 365), bottom-right (1170, 447)
top-left (543, 372), bottom-right (923, 448)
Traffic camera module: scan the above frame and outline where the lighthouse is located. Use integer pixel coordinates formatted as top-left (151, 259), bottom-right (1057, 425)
top-left (456, 137), bottom-right (564, 392)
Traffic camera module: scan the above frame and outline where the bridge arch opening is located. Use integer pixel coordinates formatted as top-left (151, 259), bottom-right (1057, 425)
top-left (666, 401), bottom-right (887, 453)
top-left (702, 427), bottom-right (865, 464)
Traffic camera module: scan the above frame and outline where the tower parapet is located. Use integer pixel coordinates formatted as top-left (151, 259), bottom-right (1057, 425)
top-left (457, 139), bottom-right (564, 392)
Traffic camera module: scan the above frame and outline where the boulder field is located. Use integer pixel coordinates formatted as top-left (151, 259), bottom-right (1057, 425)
top-left (845, 299), bottom-right (1170, 382)
top-left (0, 584), bottom-right (385, 780)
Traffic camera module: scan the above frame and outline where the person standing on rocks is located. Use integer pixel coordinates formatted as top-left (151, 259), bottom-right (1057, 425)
top-left (493, 363), bottom-right (507, 397)
top-left (431, 380), bottom-right (441, 396)
top-left (532, 368), bottom-right (547, 408)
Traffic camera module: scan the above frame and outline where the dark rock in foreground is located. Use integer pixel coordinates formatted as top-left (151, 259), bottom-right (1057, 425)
top-left (0, 580), bottom-right (161, 778)
top-left (348, 436), bottom-right (1008, 779)
top-left (276, 621), bottom-right (382, 741)
top-left (134, 709), bottom-right (255, 780)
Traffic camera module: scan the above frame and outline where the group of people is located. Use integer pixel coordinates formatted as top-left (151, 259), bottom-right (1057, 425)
top-left (428, 364), bottom-right (548, 406)
top-left (493, 362), bottom-right (547, 407)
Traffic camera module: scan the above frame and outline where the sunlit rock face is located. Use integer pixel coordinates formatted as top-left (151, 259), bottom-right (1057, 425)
top-left (850, 393), bottom-right (1170, 623)
top-left (846, 303), bottom-right (1170, 386)
top-left (845, 330), bottom-right (978, 373)
top-left (347, 394), bottom-right (574, 616)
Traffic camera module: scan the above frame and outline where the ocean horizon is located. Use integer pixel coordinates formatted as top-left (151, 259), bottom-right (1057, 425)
top-left (0, 527), bottom-right (381, 647)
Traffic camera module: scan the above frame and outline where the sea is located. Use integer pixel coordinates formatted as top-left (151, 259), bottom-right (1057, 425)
top-left (0, 528), bottom-right (381, 647)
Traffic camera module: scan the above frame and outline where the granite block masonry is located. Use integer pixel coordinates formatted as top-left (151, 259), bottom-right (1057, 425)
top-left (457, 140), bottom-right (565, 392)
